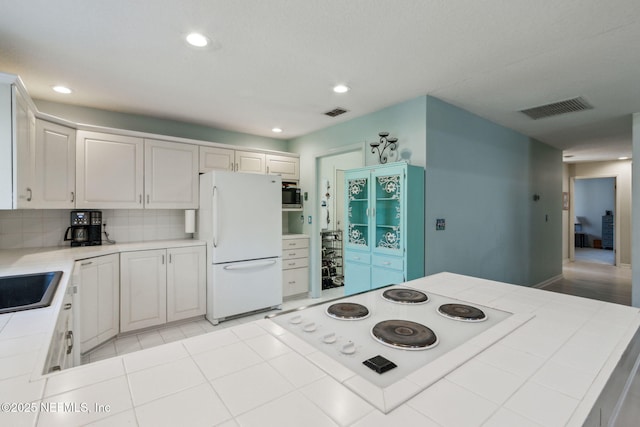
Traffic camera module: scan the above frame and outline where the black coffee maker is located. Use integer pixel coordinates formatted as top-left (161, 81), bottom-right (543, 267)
top-left (64, 211), bottom-right (102, 246)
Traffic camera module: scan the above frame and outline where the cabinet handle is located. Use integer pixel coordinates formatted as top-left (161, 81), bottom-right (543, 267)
top-left (139, 194), bottom-right (142, 204)
top-left (267, 166), bottom-right (269, 174)
top-left (26, 188), bottom-right (32, 202)
top-left (288, 262), bottom-right (296, 266)
top-left (366, 208), bottom-right (369, 217)
top-left (66, 330), bottom-right (74, 355)
top-left (147, 194), bottom-right (150, 204)
top-left (162, 255), bottom-right (165, 264)
top-left (81, 261), bottom-right (93, 266)
top-left (383, 261), bottom-right (391, 265)
top-left (288, 242), bottom-right (297, 246)
top-left (64, 303), bottom-right (72, 310)
top-left (288, 252), bottom-right (297, 256)
top-left (70, 191), bottom-right (75, 203)
top-left (169, 254), bottom-right (172, 263)
top-left (288, 281), bottom-right (296, 285)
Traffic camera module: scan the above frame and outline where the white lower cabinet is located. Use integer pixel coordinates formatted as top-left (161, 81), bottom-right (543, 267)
top-left (282, 237), bottom-right (309, 298)
top-left (44, 284), bottom-right (76, 373)
top-left (167, 246), bottom-right (206, 322)
top-left (77, 254), bottom-right (119, 354)
top-left (120, 245), bottom-right (205, 332)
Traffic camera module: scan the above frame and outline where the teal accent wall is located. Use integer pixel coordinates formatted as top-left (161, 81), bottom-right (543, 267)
top-left (425, 96), bottom-right (562, 286)
top-left (34, 99), bottom-right (287, 151)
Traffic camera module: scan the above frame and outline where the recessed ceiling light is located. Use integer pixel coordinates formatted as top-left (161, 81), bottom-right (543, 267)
top-left (272, 127), bottom-right (283, 133)
top-left (52, 85), bottom-right (72, 94)
top-left (618, 156), bottom-right (630, 160)
top-left (186, 32), bottom-right (209, 47)
top-left (333, 84), bottom-right (350, 94)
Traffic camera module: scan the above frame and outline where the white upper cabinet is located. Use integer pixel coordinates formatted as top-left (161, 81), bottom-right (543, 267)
top-left (266, 154), bottom-right (299, 181)
top-left (199, 146), bottom-right (234, 172)
top-left (235, 150), bottom-right (266, 174)
top-left (32, 120), bottom-right (76, 209)
top-left (145, 139), bottom-right (198, 208)
top-left (13, 87), bottom-right (36, 208)
top-left (75, 131), bottom-right (144, 209)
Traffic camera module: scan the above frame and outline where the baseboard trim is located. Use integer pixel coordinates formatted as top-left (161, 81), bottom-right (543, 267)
top-left (533, 274), bottom-right (563, 289)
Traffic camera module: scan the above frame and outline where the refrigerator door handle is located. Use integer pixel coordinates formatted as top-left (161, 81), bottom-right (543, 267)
top-left (213, 186), bottom-right (219, 248)
top-left (223, 259), bottom-right (277, 270)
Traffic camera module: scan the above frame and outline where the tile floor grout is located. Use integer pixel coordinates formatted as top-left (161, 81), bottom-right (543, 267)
top-left (82, 287), bottom-right (345, 365)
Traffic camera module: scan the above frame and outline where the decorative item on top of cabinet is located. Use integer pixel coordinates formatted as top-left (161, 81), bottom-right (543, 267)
top-left (120, 245), bottom-right (205, 333)
top-left (282, 237), bottom-right (309, 298)
top-left (321, 230), bottom-right (343, 289)
top-left (343, 162), bottom-right (424, 295)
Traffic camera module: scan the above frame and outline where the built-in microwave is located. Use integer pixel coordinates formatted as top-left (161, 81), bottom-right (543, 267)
top-left (282, 185), bottom-right (302, 209)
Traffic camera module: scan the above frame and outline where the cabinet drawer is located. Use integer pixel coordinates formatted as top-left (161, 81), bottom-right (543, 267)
top-left (283, 267), bottom-right (308, 297)
top-left (283, 248), bottom-right (309, 260)
top-left (283, 257), bottom-right (309, 270)
top-left (372, 255), bottom-right (403, 271)
top-left (282, 238), bottom-right (309, 250)
top-left (345, 250), bottom-right (370, 264)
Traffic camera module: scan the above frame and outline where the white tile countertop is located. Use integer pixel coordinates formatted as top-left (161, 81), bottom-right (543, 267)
top-left (0, 261), bottom-right (638, 426)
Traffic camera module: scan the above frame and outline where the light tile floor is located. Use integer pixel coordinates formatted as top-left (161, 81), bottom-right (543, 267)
top-left (82, 287), bottom-right (345, 365)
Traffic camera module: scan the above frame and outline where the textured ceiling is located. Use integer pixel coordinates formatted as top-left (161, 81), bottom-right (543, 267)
top-left (1, 0), bottom-right (639, 162)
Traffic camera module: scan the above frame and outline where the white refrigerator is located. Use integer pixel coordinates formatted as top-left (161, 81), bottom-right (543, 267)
top-left (197, 171), bottom-right (282, 325)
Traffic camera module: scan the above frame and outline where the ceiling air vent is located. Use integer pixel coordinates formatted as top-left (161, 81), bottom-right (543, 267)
top-left (324, 107), bottom-right (348, 117)
top-left (519, 97), bottom-right (593, 120)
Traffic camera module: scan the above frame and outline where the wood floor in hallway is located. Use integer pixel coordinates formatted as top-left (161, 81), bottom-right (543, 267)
top-left (542, 260), bottom-right (632, 306)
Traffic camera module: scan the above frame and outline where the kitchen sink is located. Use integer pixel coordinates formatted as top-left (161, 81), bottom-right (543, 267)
top-left (0, 271), bottom-right (63, 314)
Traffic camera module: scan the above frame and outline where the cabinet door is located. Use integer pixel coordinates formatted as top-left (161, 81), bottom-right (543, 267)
top-left (97, 254), bottom-right (119, 344)
top-left (344, 255), bottom-right (371, 296)
top-left (371, 166), bottom-right (404, 256)
top-left (144, 139), bottom-right (198, 208)
top-left (200, 146), bottom-right (234, 172)
top-left (76, 131), bottom-right (144, 209)
top-left (344, 170), bottom-right (371, 251)
top-left (266, 154), bottom-right (299, 181)
top-left (235, 150), bottom-right (265, 174)
top-left (14, 87), bottom-right (36, 208)
top-left (167, 246), bottom-right (206, 322)
top-left (78, 259), bottom-right (99, 353)
top-left (78, 254), bottom-right (119, 353)
top-left (283, 267), bottom-right (309, 297)
top-left (120, 250), bottom-right (167, 332)
top-left (33, 120), bottom-right (76, 208)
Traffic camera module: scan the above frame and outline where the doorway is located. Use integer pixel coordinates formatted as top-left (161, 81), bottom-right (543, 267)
top-left (572, 177), bottom-right (616, 265)
top-left (313, 148), bottom-right (364, 298)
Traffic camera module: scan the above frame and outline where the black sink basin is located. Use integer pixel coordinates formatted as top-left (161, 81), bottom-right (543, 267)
top-left (0, 271), bottom-right (63, 314)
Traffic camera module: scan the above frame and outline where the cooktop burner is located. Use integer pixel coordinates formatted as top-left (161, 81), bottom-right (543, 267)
top-left (326, 302), bottom-right (370, 320)
top-left (382, 288), bottom-right (429, 304)
top-left (371, 319), bottom-right (438, 350)
top-left (438, 303), bottom-right (487, 322)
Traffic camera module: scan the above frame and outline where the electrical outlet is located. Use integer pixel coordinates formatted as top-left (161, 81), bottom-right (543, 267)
top-left (308, 216), bottom-right (312, 224)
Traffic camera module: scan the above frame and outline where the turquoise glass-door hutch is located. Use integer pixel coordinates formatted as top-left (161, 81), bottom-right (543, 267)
top-left (343, 162), bottom-right (424, 295)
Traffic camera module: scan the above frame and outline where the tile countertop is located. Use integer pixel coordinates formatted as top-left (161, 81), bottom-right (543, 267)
top-left (282, 234), bottom-right (309, 239)
top-left (0, 270), bottom-right (637, 426)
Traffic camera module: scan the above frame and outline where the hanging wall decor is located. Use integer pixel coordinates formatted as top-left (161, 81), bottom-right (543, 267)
top-left (370, 132), bottom-right (398, 164)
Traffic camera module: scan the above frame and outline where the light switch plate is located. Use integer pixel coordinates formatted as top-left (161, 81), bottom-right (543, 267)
top-left (436, 218), bottom-right (445, 230)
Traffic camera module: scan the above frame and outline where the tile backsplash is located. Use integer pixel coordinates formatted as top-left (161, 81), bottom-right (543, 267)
top-left (0, 209), bottom-right (191, 250)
